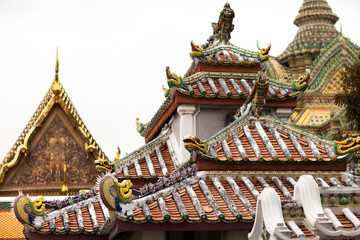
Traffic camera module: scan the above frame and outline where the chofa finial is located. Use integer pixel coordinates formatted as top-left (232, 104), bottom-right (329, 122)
top-left (52, 47), bottom-right (61, 95)
top-left (55, 47), bottom-right (59, 74)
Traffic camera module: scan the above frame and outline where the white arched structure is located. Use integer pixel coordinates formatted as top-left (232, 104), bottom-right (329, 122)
top-left (248, 188), bottom-right (291, 240)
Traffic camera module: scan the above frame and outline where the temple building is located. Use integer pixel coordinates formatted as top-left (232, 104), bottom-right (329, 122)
top-left (0, 50), bottom-right (110, 239)
top-left (3, 0), bottom-right (360, 240)
top-left (266, 0), bottom-right (360, 137)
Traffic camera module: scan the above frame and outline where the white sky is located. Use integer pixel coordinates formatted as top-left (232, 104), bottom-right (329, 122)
top-left (0, 0), bottom-right (359, 161)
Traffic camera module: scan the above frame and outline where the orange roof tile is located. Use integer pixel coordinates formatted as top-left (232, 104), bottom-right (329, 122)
top-left (185, 106), bottom-right (341, 165)
top-left (0, 210), bottom-right (25, 239)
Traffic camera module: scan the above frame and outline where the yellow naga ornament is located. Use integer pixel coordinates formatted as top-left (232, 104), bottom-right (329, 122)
top-left (183, 136), bottom-right (208, 153)
top-left (97, 174), bottom-right (133, 212)
top-left (13, 195), bottom-right (46, 225)
top-left (257, 44), bottom-right (271, 60)
top-left (335, 137), bottom-right (360, 154)
top-left (292, 69), bottom-right (311, 91)
top-left (166, 66), bottom-right (183, 88)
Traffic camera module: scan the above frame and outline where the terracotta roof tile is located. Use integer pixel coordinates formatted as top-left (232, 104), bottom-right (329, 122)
top-left (193, 113), bottom-right (340, 164)
top-left (265, 179), bottom-right (286, 201)
top-left (165, 195), bottom-right (181, 220)
top-left (162, 144), bottom-right (175, 174)
top-left (192, 183), bottom-right (217, 221)
top-left (139, 158), bottom-right (150, 178)
top-left (116, 129), bottom-right (177, 180)
top-left (297, 224), bottom-right (316, 238)
top-left (133, 207), bottom-right (145, 221)
top-left (180, 189), bottom-right (199, 220)
top-left (220, 180), bottom-right (252, 220)
top-left (178, 77), bottom-right (299, 101)
top-left (151, 151), bottom-right (164, 178)
top-left (67, 211), bottom-right (79, 232)
top-left (205, 180), bottom-right (236, 220)
top-left (336, 213), bottom-right (354, 230)
top-left (93, 202), bottom-right (105, 226)
top-left (81, 207), bottom-right (93, 232)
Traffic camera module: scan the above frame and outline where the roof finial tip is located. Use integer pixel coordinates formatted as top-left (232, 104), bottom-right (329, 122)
top-left (55, 47), bottom-right (59, 74)
top-left (52, 47), bottom-right (61, 94)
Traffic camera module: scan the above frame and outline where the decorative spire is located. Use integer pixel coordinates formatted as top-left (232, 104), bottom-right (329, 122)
top-left (294, 0), bottom-right (338, 27)
top-left (278, 0), bottom-right (339, 72)
top-left (52, 47), bottom-right (61, 95)
top-left (203, 3), bottom-right (235, 48)
top-left (245, 70), bottom-right (270, 118)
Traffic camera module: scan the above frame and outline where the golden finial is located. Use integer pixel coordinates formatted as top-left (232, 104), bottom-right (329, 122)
top-left (52, 47), bottom-right (61, 95)
top-left (61, 164), bottom-right (69, 196)
top-left (55, 47), bottom-right (59, 74)
top-left (114, 146), bottom-right (121, 162)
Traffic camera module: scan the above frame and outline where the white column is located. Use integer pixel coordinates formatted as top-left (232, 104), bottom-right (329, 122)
top-left (177, 104), bottom-right (197, 164)
top-left (275, 107), bottom-right (293, 122)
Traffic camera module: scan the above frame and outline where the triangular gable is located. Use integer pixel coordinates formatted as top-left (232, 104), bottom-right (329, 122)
top-left (307, 35), bottom-right (360, 94)
top-left (0, 52), bottom-right (107, 195)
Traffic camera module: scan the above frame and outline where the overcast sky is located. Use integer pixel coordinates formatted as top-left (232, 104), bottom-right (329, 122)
top-left (0, 0), bottom-right (359, 161)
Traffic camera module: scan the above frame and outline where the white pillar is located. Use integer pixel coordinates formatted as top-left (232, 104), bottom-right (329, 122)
top-left (177, 104), bottom-right (197, 163)
top-left (275, 107), bottom-right (293, 122)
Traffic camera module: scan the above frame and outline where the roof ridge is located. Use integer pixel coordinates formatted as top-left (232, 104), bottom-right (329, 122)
top-left (116, 125), bottom-right (171, 166)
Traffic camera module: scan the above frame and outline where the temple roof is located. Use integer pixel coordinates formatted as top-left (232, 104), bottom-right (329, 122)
top-left (18, 170), bottom-right (360, 236)
top-left (115, 127), bottom-right (178, 180)
top-left (185, 42), bottom-right (268, 77)
top-left (174, 71), bottom-right (300, 100)
top-left (0, 50), bottom-right (107, 185)
top-left (27, 195), bottom-right (110, 235)
top-left (289, 35), bottom-right (359, 128)
top-left (265, 57), bottom-right (293, 84)
top-left (139, 69), bottom-right (307, 139)
top-left (184, 99), bottom-right (345, 165)
top-left (278, 0), bottom-right (340, 65)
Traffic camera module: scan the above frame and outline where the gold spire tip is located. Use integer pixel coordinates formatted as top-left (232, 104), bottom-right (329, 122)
top-left (55, 47), bottom-right (59, 74)
top-left (52, 47), bottom-right (61, 94)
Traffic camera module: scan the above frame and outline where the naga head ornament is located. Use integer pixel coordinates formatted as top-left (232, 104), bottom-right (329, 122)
top-left (136, 118), bottom-right (144, 133)
top-left (190, 41), bottom-right (204, 58)
top-left (292, 69), bottom-right (310, 91)
top-left (257, 44), bottom-right (271, 60)
top-left (183, 136), bottom-right (208, 153)
top-left (98, 174), bottom-right (133, 213)
top-left (13, 195), bottom-right (46, 225)
top-left (166, 66), bottom-right (183, 88)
